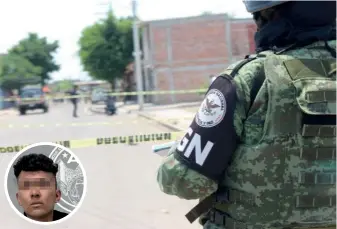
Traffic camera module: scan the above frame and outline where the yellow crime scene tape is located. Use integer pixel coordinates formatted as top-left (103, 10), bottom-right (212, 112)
top-left (0, 89), bottom-right (207, 102)
top-left (0, 117), bottom-right (195, 129)
top-left (0, 131), bottom-right (185, 153)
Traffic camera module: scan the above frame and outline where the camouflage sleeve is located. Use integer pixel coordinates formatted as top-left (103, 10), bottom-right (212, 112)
top-left (156, 143), bottom-right (218, 200)
top-left (156, 59), bottom-right (265, 200)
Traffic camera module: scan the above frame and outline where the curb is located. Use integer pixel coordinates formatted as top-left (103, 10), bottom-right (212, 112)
top-left (138, 112), bottom-right (184, 132)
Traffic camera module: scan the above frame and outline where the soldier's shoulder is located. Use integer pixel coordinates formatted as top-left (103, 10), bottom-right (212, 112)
top-left (219, 54), bottom-right (268, 96)
top-left (222, 53), bottom-right (268, 78)
top-left (285, 40), bottom-right (336, 58)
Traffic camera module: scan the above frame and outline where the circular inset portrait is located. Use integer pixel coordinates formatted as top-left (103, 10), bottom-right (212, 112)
top-left (4, 142), bottom-right (87, 225)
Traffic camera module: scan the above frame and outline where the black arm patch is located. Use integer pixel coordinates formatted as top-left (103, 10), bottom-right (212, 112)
top-left (174, 75), bottom-right (239, 182)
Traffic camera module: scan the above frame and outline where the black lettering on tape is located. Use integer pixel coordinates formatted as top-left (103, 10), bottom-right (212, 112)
top-left (56, 141), bottom-right (70, 148)
top-left (4, 147), bottom-right (12, 153)
top-left (104, 138), bottom-right (111, 144)
top-left (63, 141), bottom-right (70, 148)
top-left (144, 135), bottom-right (150, 141)
top-left (18, 145), bottom-right (26, 152)
top-left (97, 138), bottom-right (103, 145)
top-left (93, 133), bottom-right (172, 147)
top-left (0, 145), bottom-right (26, 153)
top-left (120, 137), bottom-right (127, 143)
top-left (164, 133), bottom-right (171, 140)
top-left (156, 133), bottom-right (163, 140)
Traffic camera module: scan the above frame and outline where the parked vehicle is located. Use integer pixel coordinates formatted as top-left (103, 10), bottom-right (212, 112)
top-left (52, 92), bottom-right (65, 103)
top-left (91, 88), bottom-right (107, 104)
top-left (91, 88), bottom-right (108, 104)
top-left (17, 88), bottom-right (48, 115)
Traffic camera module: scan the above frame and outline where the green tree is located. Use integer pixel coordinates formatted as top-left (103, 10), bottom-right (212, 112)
top-left (78, 10), bottom-right (134, 89)
top-left (0, 54), bottom-right (42, 90)
top-left (8, 33), bottom-right (60, 85)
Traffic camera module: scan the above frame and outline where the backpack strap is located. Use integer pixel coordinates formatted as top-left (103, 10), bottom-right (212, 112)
top-left (228, 53), bottom-right (270, 107)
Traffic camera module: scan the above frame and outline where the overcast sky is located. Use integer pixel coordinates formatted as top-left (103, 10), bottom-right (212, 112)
top-left (0, 0), bottom-right (251, 81)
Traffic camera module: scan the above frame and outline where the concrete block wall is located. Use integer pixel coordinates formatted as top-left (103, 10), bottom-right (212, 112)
top-left (142, 14), bottom-right (256, 104)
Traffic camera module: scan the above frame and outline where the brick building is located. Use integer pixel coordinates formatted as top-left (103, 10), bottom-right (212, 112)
top-left (140, 13), bottom-right (257, 104)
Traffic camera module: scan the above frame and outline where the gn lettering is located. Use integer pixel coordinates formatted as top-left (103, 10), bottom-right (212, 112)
top-left (177, 127), bottom-right (214, 166)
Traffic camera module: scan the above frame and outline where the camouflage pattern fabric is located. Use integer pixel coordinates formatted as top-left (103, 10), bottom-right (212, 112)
top-left (156, 40), bottom-right (336, 229)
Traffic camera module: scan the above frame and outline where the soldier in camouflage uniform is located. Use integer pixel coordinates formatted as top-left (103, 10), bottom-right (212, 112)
top-left (156, 1), bottom-right (336, 228)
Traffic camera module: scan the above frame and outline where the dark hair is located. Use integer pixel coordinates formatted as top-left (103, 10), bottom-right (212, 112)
top-left (13, 153), bottom-right (58, 178)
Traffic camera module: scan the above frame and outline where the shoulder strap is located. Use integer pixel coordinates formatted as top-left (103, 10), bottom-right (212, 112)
top-left (229, 55), bottom-right (258, 78)
top-left (228, 53), bottom-right (270, 106)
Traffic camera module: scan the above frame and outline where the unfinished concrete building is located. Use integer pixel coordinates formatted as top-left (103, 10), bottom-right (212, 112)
top-left (140, 13), bottom-right (256, 104)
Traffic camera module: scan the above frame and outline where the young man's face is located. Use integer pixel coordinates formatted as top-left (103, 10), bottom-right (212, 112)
top-left (16, 171), bottom-right (61, 222)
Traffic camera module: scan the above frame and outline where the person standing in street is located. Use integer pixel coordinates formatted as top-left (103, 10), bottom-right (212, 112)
top-left (67, 85), bottom-right (79, 118)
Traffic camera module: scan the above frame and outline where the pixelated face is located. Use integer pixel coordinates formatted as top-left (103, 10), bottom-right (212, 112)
top-left (16, 171), bottom-right (61, 222)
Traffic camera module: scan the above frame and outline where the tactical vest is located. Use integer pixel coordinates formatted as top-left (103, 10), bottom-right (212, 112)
top-left (208, 42), bottom-right (336, 229)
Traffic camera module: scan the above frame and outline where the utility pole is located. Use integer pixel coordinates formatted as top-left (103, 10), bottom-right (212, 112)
top-left (131, 0), bottom-right (144, 110)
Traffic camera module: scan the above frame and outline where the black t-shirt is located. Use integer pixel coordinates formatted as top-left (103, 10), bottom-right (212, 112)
top-left (24, 210), bottom-right (68, 221)
top-left (69, 89), bottom-right (78, 103)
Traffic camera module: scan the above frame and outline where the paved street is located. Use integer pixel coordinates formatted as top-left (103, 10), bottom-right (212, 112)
top-left (0, 102), bottom-right (199, 229)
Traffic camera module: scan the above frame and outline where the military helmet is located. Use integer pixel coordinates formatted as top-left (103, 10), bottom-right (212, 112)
top-left (243, 0), bottom-right (291, 13)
